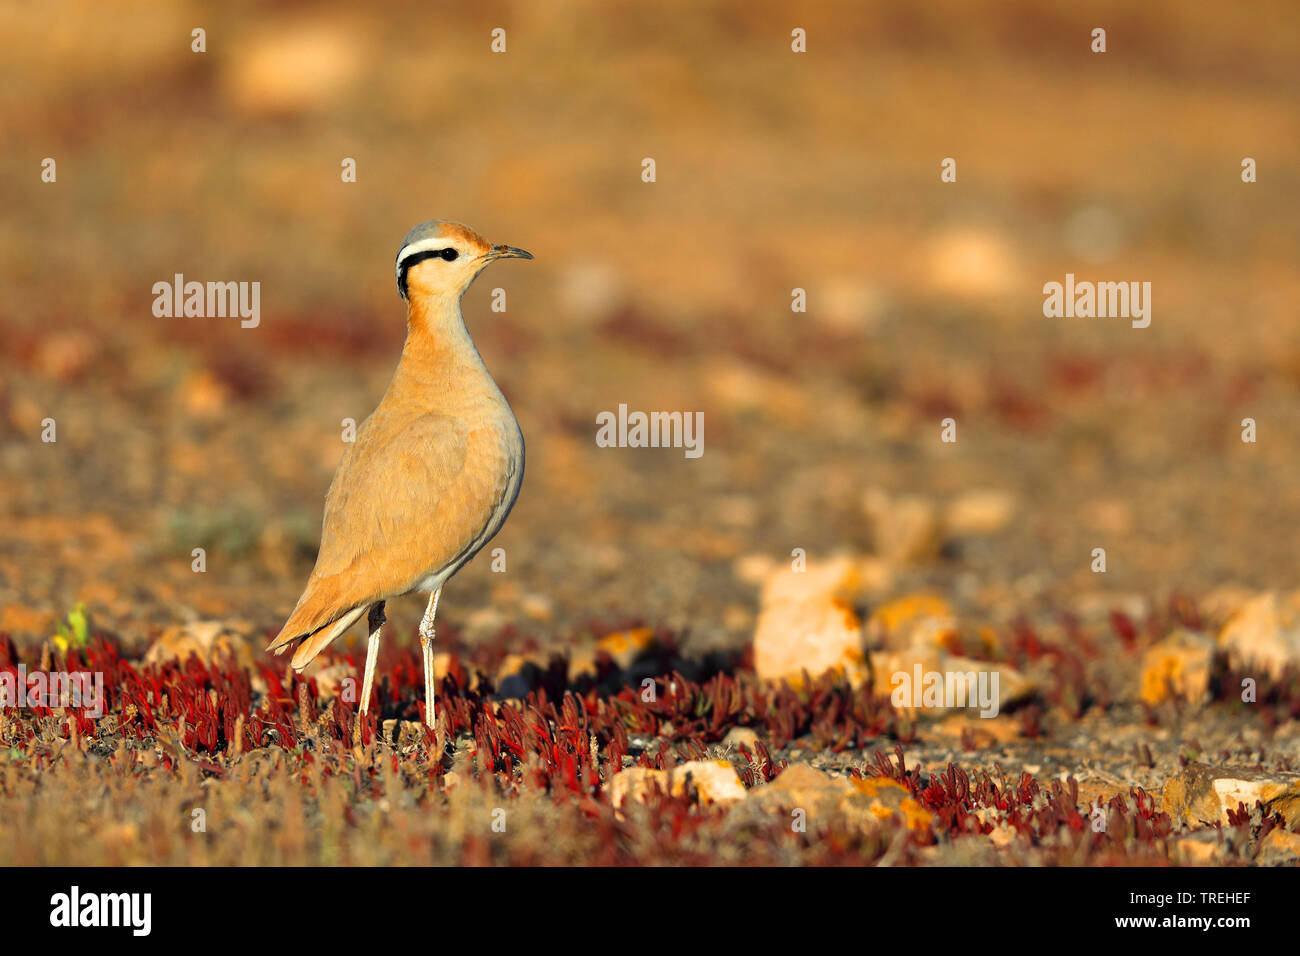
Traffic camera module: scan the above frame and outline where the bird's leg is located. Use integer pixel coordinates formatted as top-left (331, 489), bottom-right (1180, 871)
top-left (419, 589), bottom-right (441, 730)
top-left (359, 601), bottom-right (386, 719)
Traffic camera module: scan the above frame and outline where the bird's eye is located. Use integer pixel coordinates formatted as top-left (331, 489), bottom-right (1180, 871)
top-left (441, 248), bottom-right (459, 261)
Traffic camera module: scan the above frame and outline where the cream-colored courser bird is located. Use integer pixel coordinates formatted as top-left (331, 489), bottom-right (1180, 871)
top-left (268, 220), bottom-right (530, 730)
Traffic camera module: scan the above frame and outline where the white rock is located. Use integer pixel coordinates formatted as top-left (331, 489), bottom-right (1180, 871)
top-left (1218, 592), bottom-right (1300, 680)
top-left (872, 646), bottom-right (1033, 718)
top-left (944, 489), bottom-right (1015, 537)
top-left (862, 488), bottom-right (940, 564)
top-left (607, 761), bottom-right (747, 813)
top-left (1139, 629), bottom-right (1215, 705)
top-left (752, 558), bottom-right (868, 688)
top-left (669, 760), bottom-right (748, 805)
top-left (721, 727), bottom-right (761, 752)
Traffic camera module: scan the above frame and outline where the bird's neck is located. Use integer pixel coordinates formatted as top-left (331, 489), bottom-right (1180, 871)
top-left (393, 292), bottom-right (494, 396)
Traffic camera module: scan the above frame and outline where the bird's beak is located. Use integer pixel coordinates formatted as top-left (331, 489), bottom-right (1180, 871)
top-left (487, 244), bottom-right (533, 261)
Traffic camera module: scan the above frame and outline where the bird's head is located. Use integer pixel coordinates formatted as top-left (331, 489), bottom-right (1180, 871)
top-left (395, 220), bottom-right (532, 303)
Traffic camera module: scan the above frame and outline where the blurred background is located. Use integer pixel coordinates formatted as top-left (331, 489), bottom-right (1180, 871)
top-left (1, 0), bottom-right (1298, 658)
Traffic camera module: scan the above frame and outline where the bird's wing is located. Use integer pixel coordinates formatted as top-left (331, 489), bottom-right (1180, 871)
top-left (312, 408), bottom-right (471, 583)
top-left (268, 407), bottom-right (517, 663)
top-left (268, 409), bottom-right (468, 654)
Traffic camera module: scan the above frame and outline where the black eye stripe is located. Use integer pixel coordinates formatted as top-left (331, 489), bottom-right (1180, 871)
top-left (396, 247), bottom-right (459, 297)
top-left (400, 248), bottom-right (455, 268)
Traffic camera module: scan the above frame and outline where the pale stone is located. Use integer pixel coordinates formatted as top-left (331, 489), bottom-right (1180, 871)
top-left (520, 592), bottom-right (554, 622)
top-left (862, 489), bottom-right (940, 564)
top-left (669, 760), bottom-right (748, 806)
top-left (751, 763), bottom-right (932, 834)
top-left (607, 767), bottom-right (669, 811)
top-left (312, 661), bottom-right (354, 700)
top-left (1174, 835), bottom-right (1222, 864)
top-left (944, 489), bottom-right (1015, 536)
top-left (871, 647), bottom-right (1032, 718)
top-left (1218, 592), bottom-right (1300, 680)
top-left (143, 620), bottom-right (253, 669)
top-left (721, 727), bottom-right (761, 752)
top-left (752, 557), bottom-right (870, 687)
top-left (608, 761), bottom-right (746, 813)
top-left (1258, 827), bottom-right (1300, 863)
top-left (567, 648), bottom-right (599, 684)
top-left (222, 19), bottom-right (366, 116)
top-left (817, 276), bottom-right (886, 334)
top-left (865, 594), bottom-right (958, 651)
top-left (925, 226), bottom-right (1018, 298)
top-left (1162, 762), bottom-right (1300, 828)
top-left (760, 555), bottom-right (863, 607)
top-left (1139, 629), bottom-right (1215, 705)
top-left (753, 596), bottom-right (866, 689)
top-left (1199, 584), bottom-right (1259, 626)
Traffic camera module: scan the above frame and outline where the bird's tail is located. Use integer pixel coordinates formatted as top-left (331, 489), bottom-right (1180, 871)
top-left (267, 599), bottom-right (368, 672)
